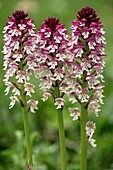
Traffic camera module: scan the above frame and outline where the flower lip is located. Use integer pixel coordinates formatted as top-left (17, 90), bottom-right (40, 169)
top-left (13, 10), bottom-right (28, 21)
top-left (77, 6), bottom-right (99, 24)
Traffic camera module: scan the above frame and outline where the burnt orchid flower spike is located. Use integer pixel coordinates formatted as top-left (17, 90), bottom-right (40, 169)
top-left (36, 16), bottom-right (69, 108)
top-left (3, 10), bottom-right (38, 169)
top-left (3, 10), bottom-right (38, 111)
top-left (36, 17), bottom-right (69, 170)
top-left (67, 6), bottom-right (106, 170)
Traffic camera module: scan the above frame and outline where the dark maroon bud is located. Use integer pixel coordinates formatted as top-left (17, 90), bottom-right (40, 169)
top-left (45, 17), bottom-right (60, 31)
top-left (13, 10), bottom-right (28, 21)
top-left (77, 6), bottom-right (99, 24)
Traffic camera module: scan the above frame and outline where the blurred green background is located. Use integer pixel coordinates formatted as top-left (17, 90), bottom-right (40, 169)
top-left (0, 0), bottom-right (113, 170)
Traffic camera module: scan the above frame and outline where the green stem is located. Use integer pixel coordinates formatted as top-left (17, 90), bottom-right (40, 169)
top-left (55, 87), bottom-right (67, 170)
top-left (57, 109), bottom-right (67, 170)
top-left (21, 85), bottom-right (33, 169)
top-left (80, 103), bottom-right (88, 170)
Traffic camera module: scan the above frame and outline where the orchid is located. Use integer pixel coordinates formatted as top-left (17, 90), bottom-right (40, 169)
top-left (3, 10), bottom-right (38, 170)
top-left (66, 6), bottom-right (106, 170)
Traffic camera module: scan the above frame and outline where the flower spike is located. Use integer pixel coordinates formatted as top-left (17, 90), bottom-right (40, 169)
top-left (3, 10), bottom-right (38, 111)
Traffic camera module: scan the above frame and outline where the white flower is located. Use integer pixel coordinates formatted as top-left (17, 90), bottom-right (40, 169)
top-left (18, 24), bottom-right (26, 30)
top-left (24, 83), bottom-right (35, 97)
top-left (79, 88), bottom-right (89, 103)
top-left (94, 89), bottom-right (104, 104)
top-left (68, 90), bottom-right (77, 104)
top-left (13, 53), bottom-right (23, 62)
top-left (41, 89), bottom-right (52, 101)
top-left (54, 35), bottom-right (62, 43)
top-left (88, 41), bottom-right (96, 50)
top-left (16, 70), bottom-right (30, 83)
top-left (9, 96), bottom-right (19, 109)
top-left (74, 47), bottom-right (84, 58)
top-left (10, 41), bottom-right (20, 51)
top-left (47, 44), bottom-right (58, 53)
top-left (27, 100), bottom-right (38, 113)
top-left (8, 29), bottom-right (21, 36)
top-left (69, 107), bottom-right (80, 120)
top-left (56, 53), bottom-right (67, 62)
top-left (60, 81), bottom-right (70, 93)
top-left (85, 121), bottom-right (96, 138)
top-left (4, 65), bottom-right (17, 82)
top-left (55, 98), bottom-right (64, 109)
top-left (12, 87), bottom-right (20, 96)
top-left (54, 68), bottom-right (64, 81)
top-left (73, 64), bottom-right (83, 78)
top-left (86, 121), bottom-right (97, 147)
top-left (86, 74), bottom-right (100, 89)
top-left (48, 59), bottom-right (57, 69)
top-left (88, 138), bottom-right (97, 148)
top-left (82, 31), bottom-right (89, 39)
top-left (4, 82), bottom-right (13, 95)
top-left (88, 98), bottom-right (100, 117)
top-left (39, 76), bottom-right (54, 89)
